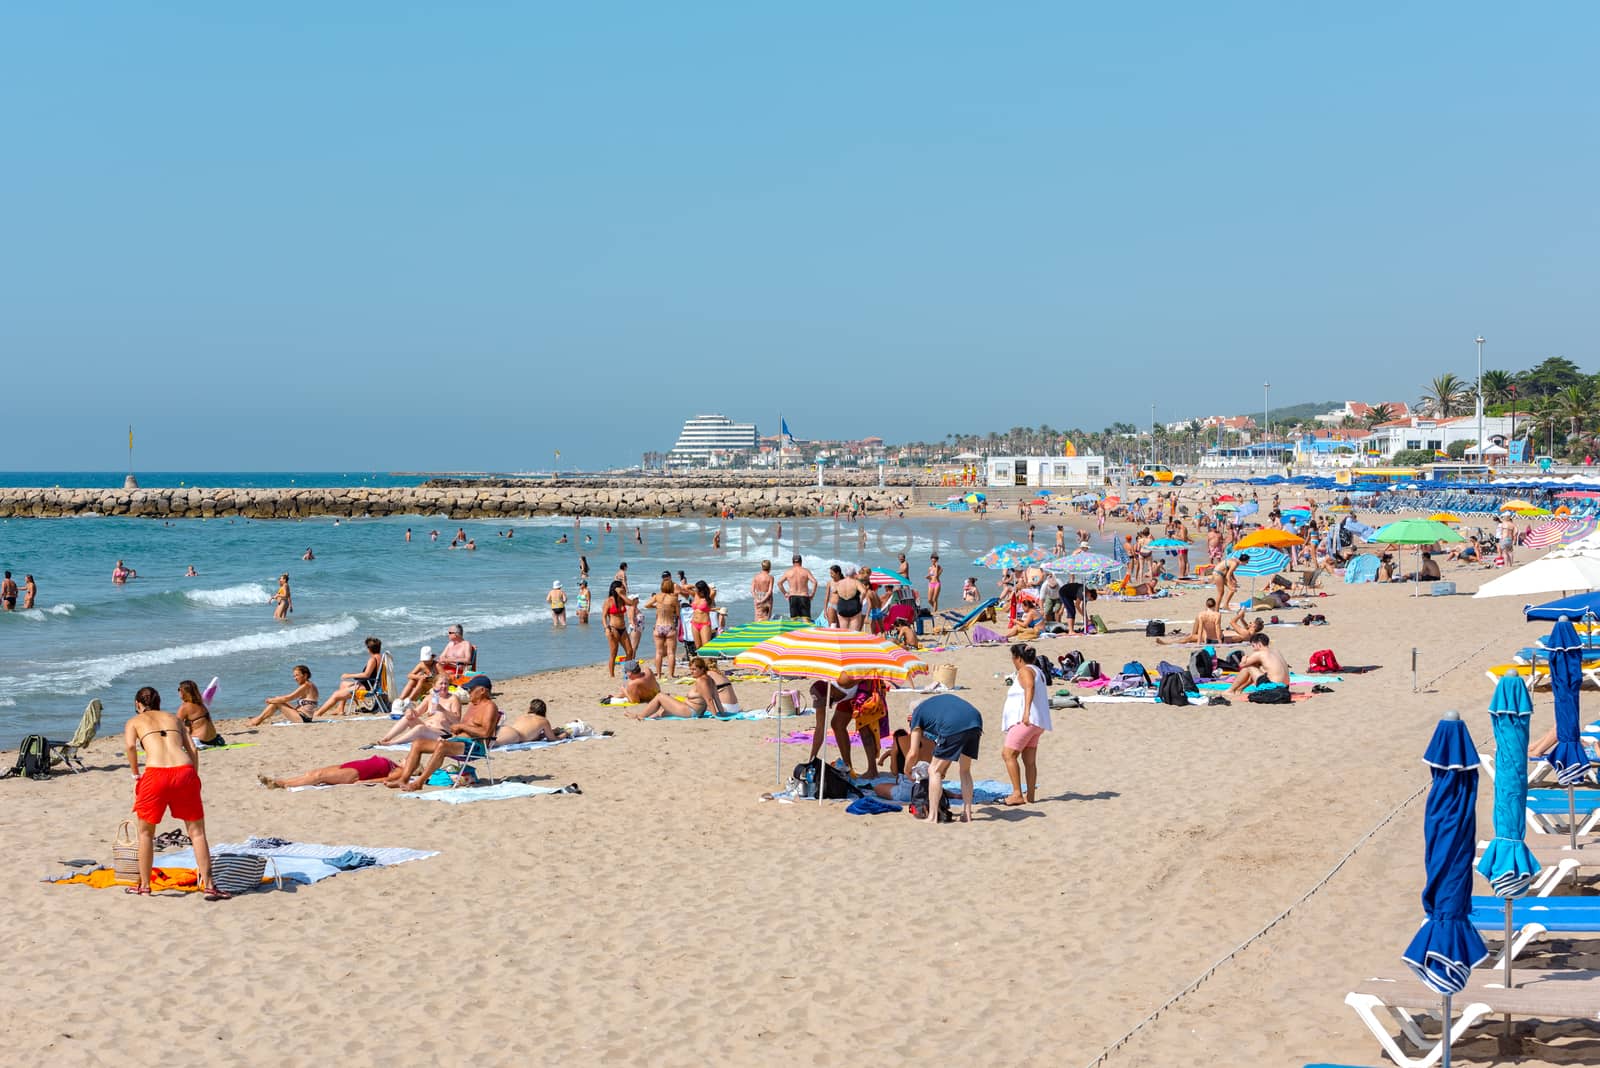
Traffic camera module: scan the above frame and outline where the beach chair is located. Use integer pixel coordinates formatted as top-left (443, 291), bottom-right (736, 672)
top-left (46, 699), bottom-right (102, 773)
top-left (935, 598), bottom-right (998, 646)
top-left (1344, 968), bottom-right (1600, 1068)
top-left (352, 653), bottom-right (396, 716)
top-left (447, 708), bottom-right (502, 788)
top-left (1526, 788), bottom-right (1600, 837)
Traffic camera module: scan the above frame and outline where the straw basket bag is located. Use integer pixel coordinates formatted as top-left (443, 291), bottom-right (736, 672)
top-left (113, 820), bottom-right (140, 883)
top-left (934, 664), bottom-right (959, 689)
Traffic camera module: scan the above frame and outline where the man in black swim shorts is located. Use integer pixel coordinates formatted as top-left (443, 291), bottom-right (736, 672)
top-left (780, 554), bottom-right (816, 620)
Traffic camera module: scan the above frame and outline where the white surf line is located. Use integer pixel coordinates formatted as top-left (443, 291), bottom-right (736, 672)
top-left (1081, 779), bottom-right (1430, 1068)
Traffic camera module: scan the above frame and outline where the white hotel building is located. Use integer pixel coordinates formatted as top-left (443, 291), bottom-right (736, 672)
top-left (666, 414), bottom-right (760, 467)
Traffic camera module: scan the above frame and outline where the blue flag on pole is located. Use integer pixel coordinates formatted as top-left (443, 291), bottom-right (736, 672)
top-left (781, 418), bottom-right (794, 444)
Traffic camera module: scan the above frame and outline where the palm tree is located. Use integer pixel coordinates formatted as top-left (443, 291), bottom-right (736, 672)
top-left (1419, 374), bottom-right (1470, 418)
top-left (1480, 369), bottom-right (1514, 407)
top-left (1364, 403), bottom-right (1396, 428)
top-left (1555, 384), bottom-right (1595, 441)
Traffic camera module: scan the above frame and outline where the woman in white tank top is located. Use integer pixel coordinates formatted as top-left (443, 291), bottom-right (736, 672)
top-left (1001, 643), bottom-right (1053, 805)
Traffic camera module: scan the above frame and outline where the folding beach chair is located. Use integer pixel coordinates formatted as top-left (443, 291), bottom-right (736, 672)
top-left (935, 598), bottom-right (998, 646)
top-left (352, 653), bottom-right (396, 716)
top-left (447, 708), bottom-right (502, 789)
top-left (47, 699), bottom-right (102, 773)
top-left (1345, 969), bottom-right (1600, 1068)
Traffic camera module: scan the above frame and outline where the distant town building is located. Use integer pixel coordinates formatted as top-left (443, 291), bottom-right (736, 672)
top-left (1360, 415), bottom-right (1511, 459)
top-left (1314, 401), bottom-right (1412, 425)
top-left (666, 414), bottom-right (759, 467)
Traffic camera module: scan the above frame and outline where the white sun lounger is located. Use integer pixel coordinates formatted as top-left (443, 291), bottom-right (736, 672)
top-left (1477, 836), bottom-right (1600, 895)
top-left (1345, 968), bottom-right (1600, 1068)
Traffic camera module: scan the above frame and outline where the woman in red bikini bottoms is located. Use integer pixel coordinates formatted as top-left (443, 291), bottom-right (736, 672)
top-left (257, 754), bottom-right (400, 790)
top-left (123, 686), bottom-right (221, 898)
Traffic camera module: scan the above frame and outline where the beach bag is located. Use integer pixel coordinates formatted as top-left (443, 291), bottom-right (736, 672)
top-left (2, 734), bottom-right (51, 780)
top-left (1247, 685), bottom-right (1293, 705)
top-left (1218, 650), bottom-right (1244, 673)
top-left (113, 819), bottom-right (141, 883)
top-left (1308, 649), bottom-right (1341, 674)
top-left (1058, 650), bottom-right (1083, 677)
top-left (1073, 659), bottom-right (1100, 681)
top-left (1189, 648), bottom-right (1215, 680)
top-left (1157, 672), bottom-right (1190, 706)
top-left (792, 759), bottom-right (861, 800)
top-left (1144, 620), bottom-right (1165, 637)
top-left (1120, 661), bottom-right (1150, 686)
top-left (908, 778), bottom-right (953, 823)
top-left (210, 853), bottom-right (282, 896)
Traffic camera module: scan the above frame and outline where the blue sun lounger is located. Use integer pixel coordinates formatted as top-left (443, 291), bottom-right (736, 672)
top-left (1527, 789), bottom-right (1600, 836)
top-left (1471, 894), bottom-right (1600, 965)
top-left (936, 598), bottom-right (999, 646)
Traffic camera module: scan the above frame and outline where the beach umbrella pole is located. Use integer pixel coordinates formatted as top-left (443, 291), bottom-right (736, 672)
top-left (1504, 900), bottom-right (1514, 990)
top-left (1442, 994), bottom-right (1452, 1068)
top-left (1570, 785), bottom-right (1579, 851)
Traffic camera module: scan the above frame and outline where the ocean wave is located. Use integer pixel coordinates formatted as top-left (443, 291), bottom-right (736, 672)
top-left (371, 606), bottom-right (412, 619)
top-left (183, 583), bottom-right (271, 608)
top-left (11, 603), bottom-right (74, 622)
top-left (0, 616), bottom-right (360, 696)
top-left (0, 697), bottom-right (14, 707)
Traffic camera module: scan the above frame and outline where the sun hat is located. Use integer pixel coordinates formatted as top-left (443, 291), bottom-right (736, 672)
top-left (465, 676), bottom-right (492, 691)
top-left (552, 580), bottom-right (563, 589)
top-left (420, 645), bottom-right (434, 660)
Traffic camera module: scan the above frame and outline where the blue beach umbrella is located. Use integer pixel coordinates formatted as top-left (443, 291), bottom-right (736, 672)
top-left (1476, 673), bottom-right (1541, 991)
top-left (1227, 546), bottom-right (1289, 577)
top-left (1402, 711), bottom-right (1488, 1067)
top-left (1542, 616), bottom-right (1594, 849)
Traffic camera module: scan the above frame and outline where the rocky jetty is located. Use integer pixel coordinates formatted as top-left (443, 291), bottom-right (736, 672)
top-left (0, 483), bottom-right (929, 520)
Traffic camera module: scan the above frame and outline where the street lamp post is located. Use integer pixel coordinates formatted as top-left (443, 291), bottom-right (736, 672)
top-left (1263, 381), bottom-right (1271, 460)
top-left (1508, 384), bottom-right (1517, 464)
top-left (1475, 335), bottom-right (1486, 464)
top-left (1150, 403), bottom-right (1156, 463)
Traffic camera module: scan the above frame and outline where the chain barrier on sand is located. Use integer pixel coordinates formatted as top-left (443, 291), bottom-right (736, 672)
top-left (1080, 780), bottom-right (1428, 1067)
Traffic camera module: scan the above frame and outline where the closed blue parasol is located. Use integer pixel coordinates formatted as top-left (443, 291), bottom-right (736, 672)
top-left (1542, 616), bottom-right (1593, 851)
top-left (1403, 712), bottom-right (1488, 1066)
top-left (1543, 617), bottom-right (1592, 786)
top-left (1476, 673), bottom-right (1541, 992)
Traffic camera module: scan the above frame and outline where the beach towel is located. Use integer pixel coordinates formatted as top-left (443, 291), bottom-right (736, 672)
top-left (654, 710), bottom-right (779, 721)
top-left (940, 779), bottom-right (1011, 803)
top-left (845, 796), bottom-right (901, 816)
top-left (970, 624), bottom-right (1006, 644)
top-left (272, 715), bottom-right (391, 726)
top-left (375, 734), bottom-right (608, 754)
top-left (154, 840), bottom-right (437, 884)
top-left (46, 867), bottom-right (205, 892)
top-left (399, 782), bottom-right (581, 804)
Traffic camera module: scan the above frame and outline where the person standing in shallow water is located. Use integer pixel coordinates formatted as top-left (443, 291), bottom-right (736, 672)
top-left (272, 573), bottom-right (292, 620)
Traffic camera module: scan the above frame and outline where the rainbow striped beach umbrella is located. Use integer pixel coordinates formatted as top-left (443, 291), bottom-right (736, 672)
top-left (694, 618), bottom-right (815, 658)
top-left (734, 626), bottom-right (928, 683)
top-left (973, 542), bottom-right (1052, 570)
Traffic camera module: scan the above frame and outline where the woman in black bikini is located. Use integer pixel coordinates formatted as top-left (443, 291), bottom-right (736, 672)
top-left (176, 679), bottom-right (223, 746)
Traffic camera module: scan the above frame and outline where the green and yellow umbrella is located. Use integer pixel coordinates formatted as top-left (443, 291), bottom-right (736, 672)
top-left (695, 618), bottom-right (815, 658)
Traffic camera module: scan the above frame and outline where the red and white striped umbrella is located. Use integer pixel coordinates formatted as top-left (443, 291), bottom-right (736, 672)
top-left (1524, 519), bottom-right (1577, 550)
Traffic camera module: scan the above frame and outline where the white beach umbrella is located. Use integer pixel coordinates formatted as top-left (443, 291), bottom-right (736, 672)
top-left (1473, 555), bottom-right (1600, 599)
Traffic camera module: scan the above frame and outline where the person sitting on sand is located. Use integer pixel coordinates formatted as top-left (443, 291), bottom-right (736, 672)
top-left (312, 637), bottom-right (384, 717)
top-left (1156, 598), bottom-right (1224, 645)
top-left (260, 754), bottom-right (401, 790)
top-left (247, 665), bottom-right (321, 726)
top-left (388, 676), bottom-right (501, 791)
top-left (606, 660), bottom-right (660, 704)
top-left (394, 646), bottom-right (439, 712)
top-left (1378, 553), bottom-right (1396, 582)
top-left (376, 678), bottom-right (462, 745)
top-left (627, 657), bottom-right (742, 720)
top-left (1445, 536), bottom-right (1480, 563)
top-left (176, 679), bottom-right (224, 747)
top-left (495, 698), bottom-right (570, 746)
top-left (123, 686), bottom-right (220, 898)
top-left (1404, 551), bottom-right (1442, 582)
top-left (1226, 633), bottom-right (1291, 694)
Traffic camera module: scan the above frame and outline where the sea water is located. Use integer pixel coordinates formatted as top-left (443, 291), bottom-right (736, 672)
top-left (0, 509), bottom-right (1067, 737)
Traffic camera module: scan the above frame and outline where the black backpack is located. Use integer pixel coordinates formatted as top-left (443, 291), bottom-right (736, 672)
top-left (1248, 685), bottom-right (1293, 705)
top-left (792, 759), bottom-right (862, 800)
top-left (1189, 648), bottom-right (1215, 680)
top-left (908, 778), bottom-right (953, 822)
top-left (1218, 649), bottom-right (1244, 673)
top-left (1157, 671), bottom-right (1191, 706)
top-left (2, 735), bottom-right (51, 780)
top-left (1145, 620), bottom-right (1166, 637)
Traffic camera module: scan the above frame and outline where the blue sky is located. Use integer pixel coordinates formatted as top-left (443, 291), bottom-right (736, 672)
top-left (2, 4), bottom-right (1595, 471)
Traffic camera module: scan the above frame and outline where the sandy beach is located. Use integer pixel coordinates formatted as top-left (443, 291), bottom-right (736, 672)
top-left (2, 507), bottom-right (1591, 1067)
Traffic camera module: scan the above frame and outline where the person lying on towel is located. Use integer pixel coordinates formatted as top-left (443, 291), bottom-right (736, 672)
top-left (1225, 633), bottom-right (1291, 695)
top-left (496, 698), bottom-right (570, 747)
